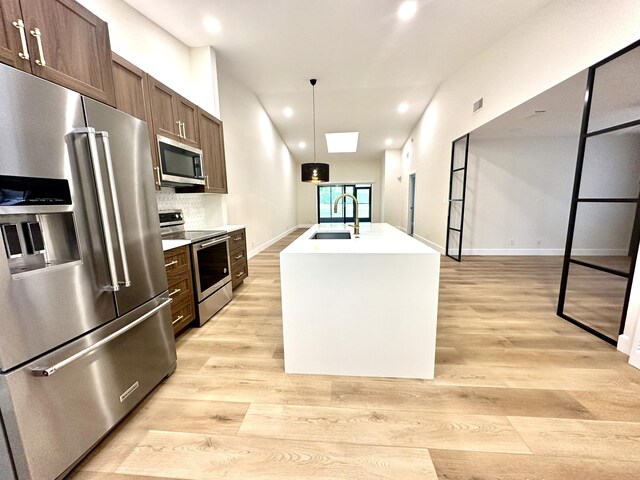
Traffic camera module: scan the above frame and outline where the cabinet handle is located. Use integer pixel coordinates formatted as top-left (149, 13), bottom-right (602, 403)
top-left (12, 19), bottom-right (30, 60)
top-left (234, 253), bottom-right (243, 260)
top-left (29, 27), bottom-right (46, 66)
top-left (176, 120), bottom-right (182, 138)
top-left (172, 315), bottom-right (184, 326)
top-left (235, 271), bottom-right (244, 278)
top-left (154, 166), bottom-right (162, 186)
top-left (234, 236), bottom-right (242, 241)
top-left (181, 121), bottom-right (187, 139)
top-left (205, 175), bottom-right (210, 189)
top-left (169, 288), bottom-right (181, 297)
top-left (164, 260), bottom-right (178, 268)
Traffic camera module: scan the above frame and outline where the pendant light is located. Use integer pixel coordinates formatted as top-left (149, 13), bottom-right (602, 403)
top-left (301, 78), bottom-right (329, 183)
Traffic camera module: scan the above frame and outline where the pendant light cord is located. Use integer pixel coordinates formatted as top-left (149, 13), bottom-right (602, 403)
top-left (312, 80), bottom-right (317, 164)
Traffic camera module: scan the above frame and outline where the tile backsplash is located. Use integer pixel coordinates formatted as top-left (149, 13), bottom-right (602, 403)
top-left (155, 187), bottom-right (206, 229)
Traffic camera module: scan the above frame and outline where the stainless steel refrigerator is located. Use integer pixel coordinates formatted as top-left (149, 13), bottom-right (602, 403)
top-left (0, 64), bottom-right (177, 479)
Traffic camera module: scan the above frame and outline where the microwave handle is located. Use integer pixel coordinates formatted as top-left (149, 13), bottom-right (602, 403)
top-left (75, 128), bottom-right (120, 291)
top-left (96, 131), bottom-right (131, 287)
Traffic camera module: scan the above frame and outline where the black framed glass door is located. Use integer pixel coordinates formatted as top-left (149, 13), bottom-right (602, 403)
top-left (445, 134), bottom-right (470, 261)
top-left (557, 41), bottom-right (640, 344)
top-left (317, 184), bottom-right (372, 223)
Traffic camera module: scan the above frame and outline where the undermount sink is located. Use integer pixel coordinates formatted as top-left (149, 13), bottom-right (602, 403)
top-left (311, 231), bottom-right (352, 240)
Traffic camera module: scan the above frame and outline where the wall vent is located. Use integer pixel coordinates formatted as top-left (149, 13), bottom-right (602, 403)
top-left (473, 97), bottom-right (484, 113)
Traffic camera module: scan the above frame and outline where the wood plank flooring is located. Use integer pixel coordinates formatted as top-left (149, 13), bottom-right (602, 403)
top-left (69, 230), bottom-right (640, 479)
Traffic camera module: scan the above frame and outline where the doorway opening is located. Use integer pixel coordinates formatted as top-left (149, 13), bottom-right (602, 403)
top-left (407, 173), bottom-right (416, 236)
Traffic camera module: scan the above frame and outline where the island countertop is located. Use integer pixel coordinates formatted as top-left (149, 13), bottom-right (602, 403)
top-left (281, 223), bottom-right (439, 255)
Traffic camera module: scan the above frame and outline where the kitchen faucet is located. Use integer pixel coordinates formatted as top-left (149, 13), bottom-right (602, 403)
top-left (333, 193), bottom-right (360, 236)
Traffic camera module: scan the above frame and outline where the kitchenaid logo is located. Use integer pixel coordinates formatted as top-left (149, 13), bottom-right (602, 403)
top-left (119, 381), bottom-right (139, 403)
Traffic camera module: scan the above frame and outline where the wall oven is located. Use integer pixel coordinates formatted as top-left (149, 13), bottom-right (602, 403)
top-left (157, 135), bottom-right (205, 186)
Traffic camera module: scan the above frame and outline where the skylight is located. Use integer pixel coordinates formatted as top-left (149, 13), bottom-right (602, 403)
top-left (325, 132), bottom-right (359, 153)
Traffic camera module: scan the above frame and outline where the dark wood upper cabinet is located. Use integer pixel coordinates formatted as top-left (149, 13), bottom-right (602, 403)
top-left (148, 75), bottom-right (200, 148)
top-left (148, 76), bottom-right (180, 140)
top-left (199, 109), bottom-right (228, 193)
top-left (177, 97), bottom-right (200, 147)
top-left (0, 0), bottom-right (32, 73)
top-left (111, 53), bottom-right (161, 190)
top-left (176, 108), bottom-right (228, 194)
top-left (17, 0), bottom-right (115, 105)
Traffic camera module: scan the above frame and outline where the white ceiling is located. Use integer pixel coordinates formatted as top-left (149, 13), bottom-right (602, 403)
top-left (472, 70), bottom-right (588, 140)
top-left (123, 0), bottom-right (554, 163)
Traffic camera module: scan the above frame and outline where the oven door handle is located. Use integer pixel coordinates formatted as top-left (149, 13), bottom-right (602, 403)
top-left (198, 236), bottom-right (230, 249)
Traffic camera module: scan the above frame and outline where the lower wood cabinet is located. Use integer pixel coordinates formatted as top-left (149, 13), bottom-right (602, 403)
top-left (228, 228), bottom-right (248, 289)
top-left (163, 245), bottom-right (195, 336)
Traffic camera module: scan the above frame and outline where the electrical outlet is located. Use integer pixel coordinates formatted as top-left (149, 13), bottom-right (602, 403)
top-left (509, 239), bottom-right (515, 246)
top-left (536, 240), bottom-right (542, 247)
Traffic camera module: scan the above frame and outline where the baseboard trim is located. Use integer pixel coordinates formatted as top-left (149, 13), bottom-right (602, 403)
top-left (413, 234), bottom-right (445, 254)
top-left (618, 334), bottom-right (631, 355)
top-left (248, 225), bottom-right (305, 259)
top-left (459, 248), bottom-right (628, 256)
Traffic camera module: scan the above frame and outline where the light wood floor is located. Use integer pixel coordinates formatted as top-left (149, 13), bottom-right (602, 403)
top-left (70, 230), bottom-right (640, 480)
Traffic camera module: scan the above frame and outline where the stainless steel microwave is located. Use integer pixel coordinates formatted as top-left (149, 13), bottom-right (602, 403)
top-left (157, 135), bottom-right (205, 186)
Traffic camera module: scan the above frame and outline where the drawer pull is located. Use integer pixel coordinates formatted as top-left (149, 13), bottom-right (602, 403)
top-left (172, 315), bottom-right (184, 326)
top-left (234, 253), bottom-right (244, 260)
top-left (169, 288), bottom-right (181, 297)
top-left (233, 236), bottom-right (242, 241)
top-left (235, 271), bottom-right (244, 278)
top-left (165, 260), bottom-right (178, 268)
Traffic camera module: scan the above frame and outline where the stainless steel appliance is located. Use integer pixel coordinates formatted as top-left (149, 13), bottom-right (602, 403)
top-left (157, 135), bottom-right (205, 186)
top-left (0, 64), bottom-right (176, 479)
top-left (160, 211), bottom-right (233, 325)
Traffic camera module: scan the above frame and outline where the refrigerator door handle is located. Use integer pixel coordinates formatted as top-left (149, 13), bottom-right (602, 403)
top-left (75, 127), bottom-right (120, 292)
top-left (29, 298), bottom-right (172, 377)
top-left (96, 131), bottom-right (131, 288)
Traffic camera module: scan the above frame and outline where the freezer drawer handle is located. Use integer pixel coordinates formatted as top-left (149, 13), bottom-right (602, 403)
top-left (30, 298), bottom-right (172, 377)
top-left (96, 131), bottom-right (132, 288)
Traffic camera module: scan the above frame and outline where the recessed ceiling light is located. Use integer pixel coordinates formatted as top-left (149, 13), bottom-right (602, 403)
top-left (283, 107), bottom-right (293, 117)
top-left (325, 132), bottom-right (359, 153)
top-left (203, 16), bottom-right (221, 34)
top-left (398, 1), bottom-right (417, 20)
top-left (397, 102), bottom-right (409, 114)
top-left (385, 138), bottom-right (393, 146)
top-left (298, 141), bottom-right (306, 149)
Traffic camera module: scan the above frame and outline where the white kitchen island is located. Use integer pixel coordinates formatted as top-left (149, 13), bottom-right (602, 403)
top-left (280, 223), bottom-right (440, 379)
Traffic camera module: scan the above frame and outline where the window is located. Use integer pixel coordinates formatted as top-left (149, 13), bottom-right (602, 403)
top-left (317, 184), bottom-right (372, 223)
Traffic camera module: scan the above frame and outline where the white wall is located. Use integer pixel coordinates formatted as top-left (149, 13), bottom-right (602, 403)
top-left (382, 150), bottom-right (404, 228)
top-left (218, 71), bottom-right (298, 256)
top-left (463, 134), bottom-right (640, 254)
top-left (296, 157), bottom-right (384, 226)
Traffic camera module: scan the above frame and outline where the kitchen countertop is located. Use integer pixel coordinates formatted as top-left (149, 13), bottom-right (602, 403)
top-left (161, 225), bottom-right (246, 252)
top-left (282, 222), bottom-right (438, 255)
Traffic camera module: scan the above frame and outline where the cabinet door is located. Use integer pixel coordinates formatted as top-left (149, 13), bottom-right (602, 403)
top-left (148, 75), bottom-right (181, 141)
top-left (0, 0), bottom-right (32, 72)
top-left (112, 53), bottom-right (161, 190)
top-left (20, 0), bottom-right (115, 105)
top-left (177, 96), bottom-right (200, 147)
top-left (199, 109), bottom-right (228, 193)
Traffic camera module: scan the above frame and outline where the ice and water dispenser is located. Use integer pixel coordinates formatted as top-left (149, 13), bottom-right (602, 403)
top-left (0, 175), bottom-right (80, 276)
